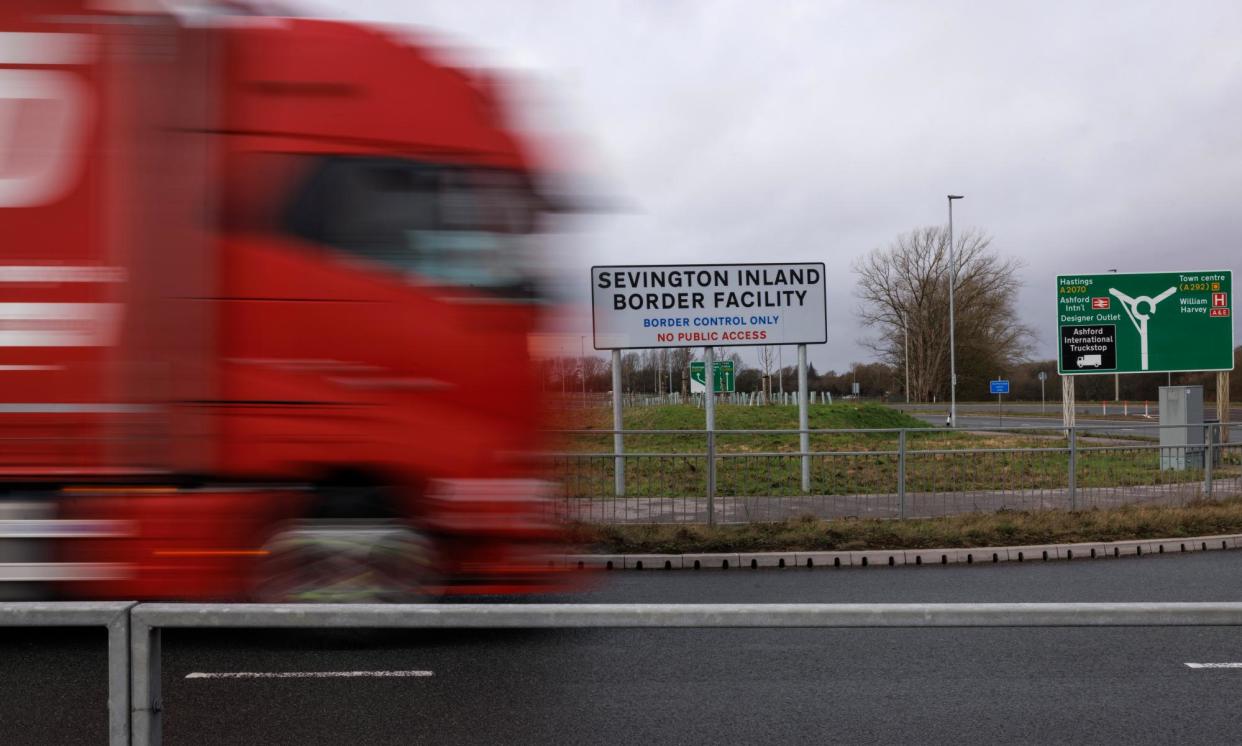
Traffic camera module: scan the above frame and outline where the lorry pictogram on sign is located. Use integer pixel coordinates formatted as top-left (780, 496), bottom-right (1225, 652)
top-left (1060, 325), bottom-right (1117, 372)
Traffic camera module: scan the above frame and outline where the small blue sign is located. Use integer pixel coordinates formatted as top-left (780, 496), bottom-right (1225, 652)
top-left (989, 380), bottom-right (1010, 395)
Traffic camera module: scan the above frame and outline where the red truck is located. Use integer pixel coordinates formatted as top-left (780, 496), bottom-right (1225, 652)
top-left (0, 1), bottom-right (569, 601)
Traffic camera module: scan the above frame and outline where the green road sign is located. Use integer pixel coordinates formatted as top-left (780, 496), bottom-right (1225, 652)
top-left (1056, 270), bottom-right (1234, 375)
top-left (690, 360), bottom-right (736, 392)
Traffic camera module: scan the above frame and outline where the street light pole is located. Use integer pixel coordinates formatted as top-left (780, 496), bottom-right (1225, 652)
top-left (1108, 269), bottom-right (1119, 402)
top-left (947, 194), bottom-right (964, 427)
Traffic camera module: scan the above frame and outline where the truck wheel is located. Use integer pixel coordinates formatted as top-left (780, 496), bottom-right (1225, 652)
top-left (250, 520), bottom-right (440, 603)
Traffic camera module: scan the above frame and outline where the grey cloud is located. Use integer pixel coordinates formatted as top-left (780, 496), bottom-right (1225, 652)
top-left (315, 0), bottom-right (1242, 373)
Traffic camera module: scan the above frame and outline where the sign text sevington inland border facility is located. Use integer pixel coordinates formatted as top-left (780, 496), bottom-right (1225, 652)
top-left (591, 263), bottom-right (828, 349)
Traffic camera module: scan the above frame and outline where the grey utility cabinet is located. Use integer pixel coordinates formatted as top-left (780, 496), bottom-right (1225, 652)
top-left (1159, 385), bottom-right (1204, 470)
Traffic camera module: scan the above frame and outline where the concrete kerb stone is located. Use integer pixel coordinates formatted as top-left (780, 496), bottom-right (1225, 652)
top-left (962, 547), bottom-right (1011, 565)
top-left (793, 551), bottom-right (852, 568)
top-left (681, 553), bottom-right (740, 570)
top-left (1051, 542), bottom-right (1110, 561)
top-left (1186, 535), bottom-right (1233, 552)
top-left (850, 550), bottom-right (905, 568)
top-left (624, 554), bottom-right (683, 570)
top-left (558, 533), bottom-right (1242, 571)
top-left (739, 552), bottom-right (796, 569)
top-left (564, 554), bottom-right (623, 571)
top-left (1006, 545), bottom-right (1061, 563)
top-left (1106, 541), bottom-right (1150, 558)
top-left (1149, 540), bottom-right (1184, 556)
top-left (904, 549), bottom-right (958, 566)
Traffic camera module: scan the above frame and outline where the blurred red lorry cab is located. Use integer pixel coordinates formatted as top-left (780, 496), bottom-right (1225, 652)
top-left (0, 0), bottom-right (571, 601)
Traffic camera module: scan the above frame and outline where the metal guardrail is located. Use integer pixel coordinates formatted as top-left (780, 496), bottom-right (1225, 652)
top-left (11, 600), bottom-right (1242, 744)
top-left (0, 602), bottom-right (133, 745)
top-left (546, 423), bottom-right (1241, 524)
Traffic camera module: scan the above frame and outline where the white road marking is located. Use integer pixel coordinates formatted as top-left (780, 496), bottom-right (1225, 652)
top-left (186, 670), bottom-right (434, 679)
top-left (1185, 663), bottom-right (1242, 669)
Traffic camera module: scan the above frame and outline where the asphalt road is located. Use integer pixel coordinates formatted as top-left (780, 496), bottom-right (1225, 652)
top-left (10, 552), bottom-right (1242, 744)
top-left (907, 411), bottom-right (1242, 440)
top-left (896, 402), bottom-right (1242, 421)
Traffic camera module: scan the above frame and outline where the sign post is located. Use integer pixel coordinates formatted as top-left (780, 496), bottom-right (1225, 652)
top-left (703, 346), bottom-right (716, 524)
top-left (990, 379), bottom-right (1010, 425)
top-left (592, 262), bottom-right (828, 501)
top-left (1038, 371), bottom-right (1047, 414)
top-left (798, 344), bottom-right (809, 492)
top-left (611, 349), bottom-right (623, 496)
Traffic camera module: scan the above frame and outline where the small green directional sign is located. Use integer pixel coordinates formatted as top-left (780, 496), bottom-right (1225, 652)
top-left (690, 360), bottom-right (735, 392)
top-left (1056, 270), bottom-right (1234, 375)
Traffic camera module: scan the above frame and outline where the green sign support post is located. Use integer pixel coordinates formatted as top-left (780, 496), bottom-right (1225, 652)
top-left (1057, 270), bottom-right (1233, 375)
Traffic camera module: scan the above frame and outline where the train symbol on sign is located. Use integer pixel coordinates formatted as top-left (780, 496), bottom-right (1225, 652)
top-left (1091, 297), bottom-right (1110, 310)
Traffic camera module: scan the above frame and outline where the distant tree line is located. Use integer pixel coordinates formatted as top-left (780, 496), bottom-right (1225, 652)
top-left (539, 347), bottom-right (904, 399)
top-left (537, 345), bottom-right (1239, 401)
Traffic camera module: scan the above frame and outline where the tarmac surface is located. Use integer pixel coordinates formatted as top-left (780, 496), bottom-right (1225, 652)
top-left (9, 551), bottom-right (1242, 744)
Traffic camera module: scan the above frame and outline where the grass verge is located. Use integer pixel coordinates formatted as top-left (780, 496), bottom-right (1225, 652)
top-left (545, 403), bottom-right (1242, 497)
top-left (567, 498), bottom-right (1242, 553)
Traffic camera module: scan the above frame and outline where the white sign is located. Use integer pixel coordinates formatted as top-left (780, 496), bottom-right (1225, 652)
top-left (591, 263), bottom-right (827, 349)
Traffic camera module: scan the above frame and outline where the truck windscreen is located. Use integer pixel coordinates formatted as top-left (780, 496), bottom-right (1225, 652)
top-left (284, 156), bottom-right (542, 299)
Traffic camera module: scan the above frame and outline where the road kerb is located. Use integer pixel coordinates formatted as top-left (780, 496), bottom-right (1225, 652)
top-left (623, 554), bottom-right (683, 570)
top-left (850, 550), bottom-right (905, 568)
top-left (793, 551), bottom-right (852, 568)
top-left (680, 553), bottom-right (740, 570)
top-left (562, 533), bottom-right (1242, 571)
top-left (738, 552), bottom-right (796, 569)
top-left (563, 554), bottom-right (623, 570)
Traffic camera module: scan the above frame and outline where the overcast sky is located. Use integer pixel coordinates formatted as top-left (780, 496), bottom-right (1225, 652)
top-left (312, 0), bottom-right (1242, 373)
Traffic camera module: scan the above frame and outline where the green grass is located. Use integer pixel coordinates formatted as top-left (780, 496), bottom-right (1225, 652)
top-left (550, 403), bottom-right (942, 454)
top-left (552, 402), bottom-right (930, 431)
top-left (544, 403), bottom-right (1241, 498)
top-left (567, 498), bottom-right (1242, 553)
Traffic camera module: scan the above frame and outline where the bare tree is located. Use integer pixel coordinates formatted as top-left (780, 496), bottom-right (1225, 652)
top-left (621, 352), bottom-right (640, 393)
top-left (853, 226), bottom-right (1034, 402)
top-left (639, 349), bottom-right (659, 394)
top-left (581, 355), bottom-right (609, 392)
top-left (669, 347), bottom-right (694, 397)
top-left (757, 346), bottom-right (776, 401)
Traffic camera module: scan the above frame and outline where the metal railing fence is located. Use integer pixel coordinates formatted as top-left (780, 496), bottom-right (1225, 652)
top-left (544, 423), bottom-right (1241, 524)
top-left (546, 392), bottom-right (838, 409)
top-left (0, 601), bottom-right (133, 745)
